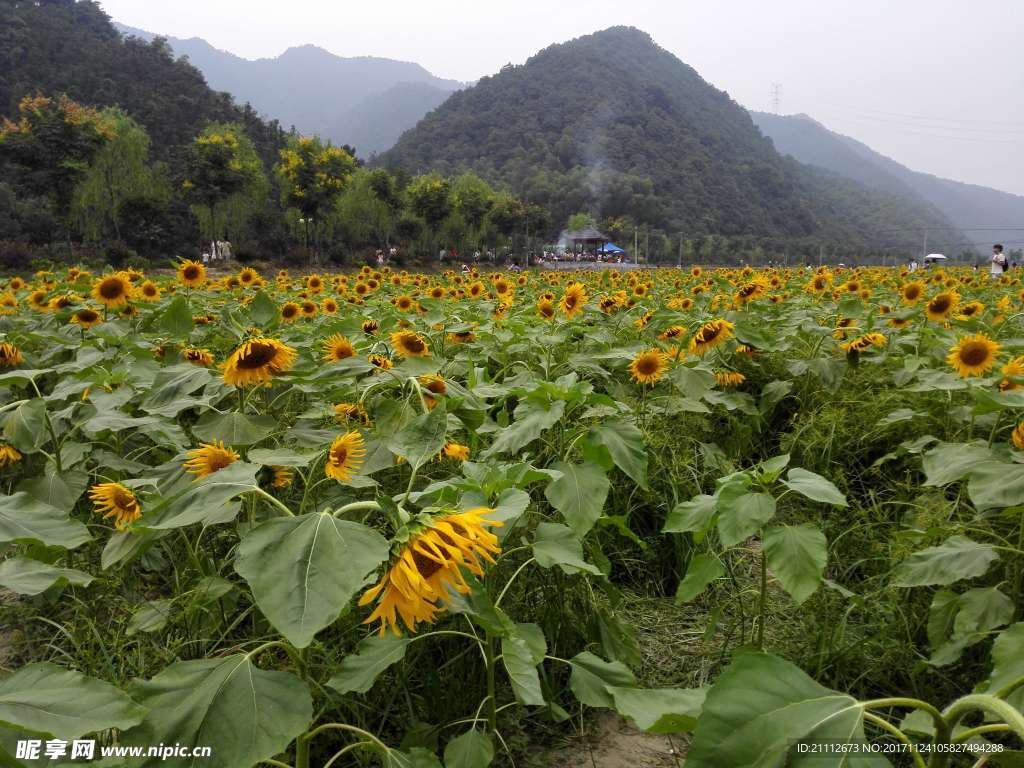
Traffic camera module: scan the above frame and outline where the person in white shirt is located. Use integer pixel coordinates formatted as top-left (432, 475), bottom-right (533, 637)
top-left (991, 244), bottom-right (1007, 279)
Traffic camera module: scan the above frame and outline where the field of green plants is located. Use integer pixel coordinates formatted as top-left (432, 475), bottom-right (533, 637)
top-left (0, 262), bottom-right (1023, 767)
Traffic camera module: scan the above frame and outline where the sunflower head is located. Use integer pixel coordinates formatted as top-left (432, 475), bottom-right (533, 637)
top-left (689, 319), bottom-right (734, 355)
top-left (325, 431), bottom-right (367, 482)
top-left (89, 482), bottom-right (141, 530)
top-left (183, 347), bottom-right (214, 366)
top-left (391, 330), bottom-right (430, 358)
top-left (183, 440), bottom-right (240, 479)
top-left (0, 342), bottom-right (24, 367)
top-left (441, 442), bottom-right (470, 461)
top-left (323, 334), bottom-right (356, 362)
top-left (947, 333), bottom-right (1001, 378)
top-left (0, 444), bottom-right (22, 468)
top-left (559, 282), bottom-right (588, 319)
top-left (629, 349), bottom-right (668, 384)
top-left (176, 260), bottom-right (206, 288)
top-left (92, 273), bottom-right (132, 308)
top-left (222, 337), bottom-right (297, 387)
top-left (926, 291), bottom-right (959, 321)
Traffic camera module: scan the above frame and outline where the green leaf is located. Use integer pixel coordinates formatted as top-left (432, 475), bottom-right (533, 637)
top-left (141, 462), bottom-right (260, 529)
top-left (663, 494), bottom-right (717, 535)
top-left (568, 652), bottom-right (637, 709)
top-left (922, 442), bottom-right (993, 486)
top-left (0, 493), bottom-right (91, 549)
top-left (18, 467), bottom-right (88, 513)
top-left (981, 622), bottom-right (1024, 710)
top-left (123, 655), bottom-right (312, 768)
top-left (387, 747), bottom-right (445, 768)
top-left (480, 399), bottom-right (565, 458)
top-left (191, 411), bottom-right (277, 446)
top-left (669, 365), bottom-right (716, 400)
top-left (967, 461), bottom-right (1024, 511)
top-left (608, 687), bottom-right (706, 733)
top-left (0, 662), bottom-right (145, 739)
top-left (247, 446), bottom-right (318, 467)
top-left (235, 512), bottom-right (389, 647)
top-left (953, 587), bottom-right (1014, 638)
top-left (544, 460), bottom-right (609, 536)
top-left (687, 651), bottom-right (889, 767)
top-left (501, 623), bottom-right (546, 706)
top-left (443, 730), bottom-right (493, 768)
top-left (126, 600), bottom-right (174, 636)
top-left (760, 380), bottom-right (793, 411)
top-left (139, 364), bottom-right (213, 418)
top-left (782, 468), bottom-right (847, 507)
top-left (0, 556), bottom-right (93, 596)
top-left (892, 536), bottom-right (999, 587)
top-left (387, 405), bottom-right (448, 469)
top-left (327, 635), bottom-right (413, 695)
top-left (675, 554), bottom-right (724, 604)
top-left (159, 295), bottom-right (193, 337)
top-left (717, 492), bottom-right (776, 547)
top-left (3, 399), bottom-right (47, 452)
top-left (589, 420), bottom-right (648, 488)
top-left (247, 291), bottom-right (278, 326)
top-left (763, 524), bottom-right (828, 605)
top-left (531, 522), bottom-right (600, 575)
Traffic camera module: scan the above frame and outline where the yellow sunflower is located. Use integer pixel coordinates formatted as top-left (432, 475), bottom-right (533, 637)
top-left (183, 440), bottom-right (240, 478)
top-left (334, 401), bottom-right (371, 425)
top-left (689, 319), bottom-right (734, 355)
top-left (92, 273), bottom-right (132, 308)
top-left (0, 342), bottom-right (24, 367)
top-left (362, 319), bottom-right (379, 335)
top-left (559, 282), bottom-right (587, 319)
top-left (629, 349), bottom-right (668, 384)
top-left (419, 374), bottom-right (447, 409)
top-left (280, 302), bottom-right (301, 323)
top-left (176, 260), bottom-right (206, 288)
top-left (925, 291), bottom-right (959, 321)
top-left (270, 466), bottom-right (293, 488)
top-left (183, 347), bottom-right (214, 366)
top-left (391, 330), bottom-right (430, 358)
top-left (947, 333), bottom-right (1000, 378)
top-left (322, 334), bottom-right (356, 362)
top-left (1000, 356), bottom-right (1024, 391)
top-left (89, 482), bottom-right (141, 530)
top-left (1013, 422), bottom-right (1024, 450)
top-left (325, 431), bottom-right (367, 482)
top-left (716, 371), bottom-right (746, 387)
top-left (441, 442), bottom-right (470, 461)
top-left (0, 444), bottom-right (22, 468)
top-left (222, 337), bottom-right (297, 387)
top-left (359, 508), bottom-right (501, 636)
top-left (239, 267), bottom-right (260, 286)
top-left (135, 280), bottom-right (161, 303)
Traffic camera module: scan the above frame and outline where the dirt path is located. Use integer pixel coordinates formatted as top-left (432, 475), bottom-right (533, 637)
top-left (544, 713), bottom-right (685, 768)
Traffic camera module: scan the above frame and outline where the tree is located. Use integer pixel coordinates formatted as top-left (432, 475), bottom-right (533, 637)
top-left (452, 173), bottom-right (494, 248)
top-left (71, 108), bottom-right (166, 243)
top-left (0, 94), bottom-right (114, 243)
top-left (276, 135), bottom-right (355, 256)
top-left (182, 123), bottom-right (264, 257)
top-left (566, 212), bottom-right (594, 232)
top-left (406, 174), bottom-right (452, 259)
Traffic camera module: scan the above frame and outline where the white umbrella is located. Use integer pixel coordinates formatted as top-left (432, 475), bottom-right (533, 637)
top-left (924, 253), bottom-right (947, 260)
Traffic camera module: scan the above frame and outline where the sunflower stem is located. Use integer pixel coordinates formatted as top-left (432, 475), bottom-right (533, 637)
top-left (485, 632), bottom-right (498, 734)
top-left (251, 487), bottom-right (294, 516)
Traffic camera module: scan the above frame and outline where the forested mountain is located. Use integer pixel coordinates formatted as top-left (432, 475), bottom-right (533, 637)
top-left (114, 23), bottom-right (463, 156)
top-left (380, 27), bottom-right (961, 251)
top-left (752, 111), bottom-right (1024, 251)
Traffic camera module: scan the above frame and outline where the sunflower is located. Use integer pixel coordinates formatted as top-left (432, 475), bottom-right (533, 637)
top-left (270, 466), bottom-right (294, 488)
top-left (657, 325), bottom-right (686, 342)
top-left (1011, 422), bottom-right (1024, 450)
top-left (92, 273), bottom-right (132, 308)
top-left (325, 431), bottom-right (367, 482)
top-left (135, 280), bottom-right (161, 303)
top-left (419, 374), bottom-right (447, 409)
top-left (900, 282), bottom-right (924, 304)
top-left (334, 401), bottom-right (371, 425)
top-left (306, 274), bottom-right (324, 293)
top-left (89, 482), bottom-right (141, 530)
top-left (925, 291), bottom-right (959, 321)
top-left (391, 330), bottom-right (430, 358)
top-left (321, 298), bottom-right (339, 314)
top-left (28, 290), bottom-right (50, 311)
top-left (300, 300), bottom-right (318, 319)
top-left (359, 508), bottom-right (501, 636)
top-left (947, 333), bottom-right (1000, 378)
top-left (1000, 356), bottom-right (1024, 391)
top-left (448, 329), bottom-right (476, 344)
top-left (322, 334), bottom-right (356, 362)
top-left (559, 282), bottom-right (587, 319)
top-left (280, 302), bottom-right (300, 323)
top-left (0, 342), bottom-right (23, 367)
top-left (222, 337), bottom-right (297, 387)
top-left (441, 442), bottom-right (470, 461)
top-left (716, 371), bottom-right (746, 387)
top-left (183, 347), bottom-right (214, 366)
top-left (958, 301), bottom-right (985, 319)
top-left (368, 353), bottom-right (393, 371)
top-left (689, 319), bottom-right (734, 355)
top-left (537, 298), bottom-right (555, 320)
top-left (176, 260), bottom-right (206, 288)
top-left (238, 267), bottom-right (260, 287)
top-left (362, 319), bottom-right (379, 335)
top-left (0, 444), bottom-right (22, 468)
top-left (629, 349), bottom-right (668, 384)
top-left (183, 440), bottom-right (240, 478)
top-left (395, 294), bottom-right (415, 312)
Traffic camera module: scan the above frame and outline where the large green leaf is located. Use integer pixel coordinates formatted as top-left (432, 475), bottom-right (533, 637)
top-left (675, 554), bottom-right (724, 604)
top-left (687, 652), bottom-right (890, 767)
top-left (981, 621), bottom-right (1024, 710)
top-left (443, 730), bottom-right (493, 768)
top-left (139, 364), bottom-right (212, 418)
top-left (608, 687), bottom-right (706, 733)
top-left (159, 295), bottom-right (193, 337)
top-left (782, 468), bottom-right (847, 507)
top-left (0, 556), bottom-right (93, 596)
top-left (123, 655), bottom-right (312, 768)
top-left (544, 460), bottom-right (609, 536)
top-left (387, 405), bottom-right (448, 469)
top-left (663, 494), bottom-right (717, 535)
top-left (717, 492), bottom-right (776, 547)
top-left (234, 512), bottom-right (389, 647)
top-left (18, 467), bottom-right (88, 513)
top-left (669, 365), bottom-right (716, 400)
top-left (892, 536), bottom-right (999, 587)
top-left (2, 399), bottom-right (47, 452)
top-left (921, 442), bottom-right (993, 486)
top-left (480, 399), bottom-right (565, 458)
top-left (531, 522), bottom-right (600, 575)
top-left (967, 461), bottom-right (1024, 511)
top-left (140, 462), bottom-right (260, 529)
top-left (327, 635), bottom-right (412, 695)
top-left (501, 623), bottom-right (546, 706)
top-left (569, 652), bottom-right (637, 709)
top-left (0, 493), bottom-right (90, 549)
top-left (763, 524), bottom-right (828, 605)
top-left (246, 291), bottom-right (278, 326)
top-left (0, 662), bottom-right (145, 739)
top-left (589, 419), bottom-right (648, 489)
top-left (191, 411), bottom-right (276, 446)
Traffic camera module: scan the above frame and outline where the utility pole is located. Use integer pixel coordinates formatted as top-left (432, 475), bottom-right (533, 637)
top-left (634, 228), bottom-right (638, 264)
top-left (771, 83), bottom-right (782, 114)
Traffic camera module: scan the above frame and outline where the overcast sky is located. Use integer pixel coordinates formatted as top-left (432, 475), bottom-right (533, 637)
top-left (100, 0), bottom-right (1024, 197)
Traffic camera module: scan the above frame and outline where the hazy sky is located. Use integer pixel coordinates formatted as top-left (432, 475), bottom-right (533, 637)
top-left (101, 0), bottom-right (1024, 196)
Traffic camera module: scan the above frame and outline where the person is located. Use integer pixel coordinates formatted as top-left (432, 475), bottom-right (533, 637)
top-left (908, 257), bottom-right (918, 273)
top-left (991, 244), bottom-right (1007, 279)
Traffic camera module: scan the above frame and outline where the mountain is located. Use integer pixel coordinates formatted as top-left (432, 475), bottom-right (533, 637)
top-left (114, 23), bottom-right (464, 156)
top-left (752, 112), bottom-right (1023, 252)
top-left (1, 1), bottom-right (285, 169)
top-left (380, 26), bottom-right (961, 250)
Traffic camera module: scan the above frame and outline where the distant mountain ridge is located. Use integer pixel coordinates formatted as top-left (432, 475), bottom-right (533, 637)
top-left (114, 23), bottom-right (464, 156)
top-left (752, 112), bottom-right (1024, 252)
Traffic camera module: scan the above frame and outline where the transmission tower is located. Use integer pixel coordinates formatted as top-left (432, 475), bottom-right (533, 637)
top-left (771, 83), bottom-right (782, 114)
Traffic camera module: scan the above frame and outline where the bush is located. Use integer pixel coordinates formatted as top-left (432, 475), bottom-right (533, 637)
top-left (0, 240), bottom-right (36, 271)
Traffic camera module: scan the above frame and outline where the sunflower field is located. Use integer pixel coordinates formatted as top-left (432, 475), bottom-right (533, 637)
top-left (1, 261), bottom-right (1024, 767)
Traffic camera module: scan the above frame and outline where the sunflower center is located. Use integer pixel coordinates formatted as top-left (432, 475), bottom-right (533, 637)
top-left (959, 342), bottom-right (990, 366)
top-left (403, 336), bottom-right (425, 353)
top-left (637, 356), bottom-right (659, 375)
top-left (412, 550), bottom-right (443, 579)
top-left (183, 266), bottom-right (200, 280)
top-left (931, 296), bottom-right (951, 313)
top-left (237, 342), bottom-right (278, 370)
top-left (99, 279), bottom-right (125, 299)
